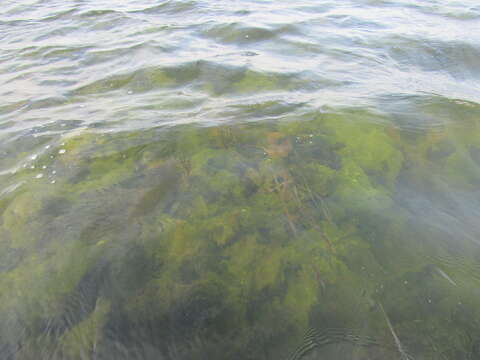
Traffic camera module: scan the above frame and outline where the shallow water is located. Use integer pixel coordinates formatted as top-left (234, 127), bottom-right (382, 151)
top-left (1, 1), bottom-right (480, 359)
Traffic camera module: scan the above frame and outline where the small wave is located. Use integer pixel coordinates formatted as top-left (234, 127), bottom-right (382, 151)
top-left (220, 99), bottom-right (306, 119)
top-left (326, 13), bottom-right (388, 30)
top-left (377, 94), bottom-right (480, 130)
top-left (200, 22), bottom-right (279, 44)
top-left (78, 9), bottom-right (123, 18)
top-left (410, 1), bottom-right (480, 20)
top-left (0, 100), bottom-right (28, 116)
top-left (128, 0), bottom-right (198, 15)
top-left (33, 26), bottom-right (79, 42)
top-left (30, 8), bottom-right (78, 22)
top-left (74, 61), bottom-right (308, 97)
top-left (18, 45), bottom-right (91, 61)
top-left (21, 96), bottom-right (69, 111)
top-left (80, 41), bottom-right (156, 67)
top-left (72, 66), bottom-right (178, 96)
top-left (384, 36), bottom-right (480, 80)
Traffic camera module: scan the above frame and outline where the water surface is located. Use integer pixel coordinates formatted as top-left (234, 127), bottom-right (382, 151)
top-left (1, 1), bottom-right (480, 359)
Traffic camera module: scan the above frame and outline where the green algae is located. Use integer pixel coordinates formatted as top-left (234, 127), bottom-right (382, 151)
top-left (74, 67), bottom-right (174, 96)
top-left (1, 109), bottom-right (480, 359)
top-left (58, 298), bottom-right (111, 360)
top-left (1, 191), bottom-right (44, 249)
top-left (322, 113), bottom-right (403, 189)
top-left (234, 70), bottom-right (280, 93)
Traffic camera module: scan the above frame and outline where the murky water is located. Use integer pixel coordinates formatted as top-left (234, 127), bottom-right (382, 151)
top-left (1, 1), bottom-right (480, 359)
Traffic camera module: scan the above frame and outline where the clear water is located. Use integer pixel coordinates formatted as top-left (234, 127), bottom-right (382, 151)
top-left (1, 1), bottom-right (480, 359)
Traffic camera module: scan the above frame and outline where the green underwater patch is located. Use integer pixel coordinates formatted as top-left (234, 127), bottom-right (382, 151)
top-left (1, 109), bottom-right (480, 359)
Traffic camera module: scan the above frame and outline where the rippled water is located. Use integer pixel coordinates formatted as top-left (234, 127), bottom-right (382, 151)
top-left (1, 1), bottom-right (480, 359)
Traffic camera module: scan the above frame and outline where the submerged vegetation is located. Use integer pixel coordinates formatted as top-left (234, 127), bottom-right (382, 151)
top-left (1, 110), bottom-right (480, 359)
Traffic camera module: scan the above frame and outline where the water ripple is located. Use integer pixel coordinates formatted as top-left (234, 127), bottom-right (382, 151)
top-left (0, 0), bottom-right (479, 165)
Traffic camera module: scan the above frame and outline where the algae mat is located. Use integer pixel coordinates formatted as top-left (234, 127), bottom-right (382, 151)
top-left (2, 110), bottom-right (480, 359)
